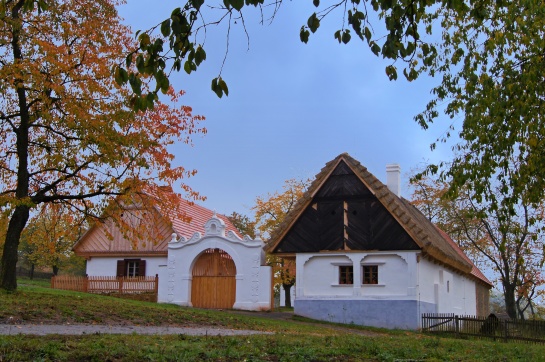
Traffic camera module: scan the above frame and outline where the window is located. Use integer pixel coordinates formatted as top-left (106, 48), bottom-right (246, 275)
top-left (339, 265), bottom-right (353, 285)
top-left (362, 265), bottom-right (378, 285)
top-left (127, 261), bottom-right (139, 277)
top-left (117, 259), bottom-right (146, 277)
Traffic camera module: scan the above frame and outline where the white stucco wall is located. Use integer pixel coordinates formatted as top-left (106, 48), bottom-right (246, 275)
top-left (418, 258), bottom-right (477, 315)
top-left (296, 251), bottom-right (419, 300)
top-left (86, 256), bottom-right (166, 277)
top-left (293, 251), bottom-right (480, 329)
top-left (157, 215), bottom-right (272, 311)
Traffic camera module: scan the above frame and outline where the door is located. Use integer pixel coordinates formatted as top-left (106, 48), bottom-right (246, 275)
top-left (191, 248), bottom-right (236, 308)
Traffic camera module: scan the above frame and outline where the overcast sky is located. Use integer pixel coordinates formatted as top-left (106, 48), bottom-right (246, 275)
top-left (118, 1), bottom-right (459, 216)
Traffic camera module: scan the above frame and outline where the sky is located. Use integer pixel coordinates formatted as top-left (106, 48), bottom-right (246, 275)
top-left (118, 1), bottom-right (459, 217)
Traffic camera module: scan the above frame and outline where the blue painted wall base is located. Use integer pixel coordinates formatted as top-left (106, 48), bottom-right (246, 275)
top-left (295, 299), bottom-right (436, 330)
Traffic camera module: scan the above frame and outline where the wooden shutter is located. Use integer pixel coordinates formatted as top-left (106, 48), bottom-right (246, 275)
top-left (116, 260), bottom-right (125, 277)
top-left (139, 260), bottom-right (146, 276)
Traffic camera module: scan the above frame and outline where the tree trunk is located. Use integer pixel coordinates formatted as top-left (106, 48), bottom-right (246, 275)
top-left (0, 205), bottom-right (30, 291)
top-left (0, 1), bottom-right (31, 292)
top-left (52, 265), bottom-right (59, 276)
top-left (283, 283), bottom-right (293, 308)
top-left (504, 283), bottom-right (517, 319)
top-left (29, 263), bottom-right (35, 280)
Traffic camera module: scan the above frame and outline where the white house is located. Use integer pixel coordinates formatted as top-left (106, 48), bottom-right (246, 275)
top-left (73, 186), bottom-right (272, 311)
top-left (267, 153), bottom-right (492, 329)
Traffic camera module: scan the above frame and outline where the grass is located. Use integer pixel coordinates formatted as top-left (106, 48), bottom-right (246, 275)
top-left (1, 278), bottom-right (545, 361)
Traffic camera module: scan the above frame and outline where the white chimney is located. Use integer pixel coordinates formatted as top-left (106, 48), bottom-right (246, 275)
top-left (386, 164), bottom-right (401, 197)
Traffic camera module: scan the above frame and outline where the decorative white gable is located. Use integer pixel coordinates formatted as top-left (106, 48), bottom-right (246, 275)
top-left (157, 214), bottom-right (272, 311)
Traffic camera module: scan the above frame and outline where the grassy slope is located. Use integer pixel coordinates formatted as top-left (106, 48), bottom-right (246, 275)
top-left (1, 279), bottom-right (544, 361)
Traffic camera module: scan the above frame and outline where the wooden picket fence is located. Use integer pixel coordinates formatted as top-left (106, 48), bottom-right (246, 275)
top-left (422, 313), bottom-right (545, 344)
top-left (51, 275), bottom-right (158, 301)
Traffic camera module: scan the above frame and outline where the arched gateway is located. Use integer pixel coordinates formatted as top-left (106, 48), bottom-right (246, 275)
top-left (191, 248), bottom-right (236, 308)
top-left (157, 214), bottom-right (272, 311)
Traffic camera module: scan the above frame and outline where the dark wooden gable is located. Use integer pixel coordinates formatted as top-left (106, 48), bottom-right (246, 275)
top-left (275, 161), bottom-right (419, 253)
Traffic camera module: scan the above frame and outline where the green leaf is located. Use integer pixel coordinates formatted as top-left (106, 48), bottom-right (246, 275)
top-left (156, 70), bottom-right (170, 94)
top-left (300, 27), bottom-right (310, 43)
top-left (195, 46), bottom-right (206, 66)
top-left (334, 30), bottom-right (342, 43)
top-left (173, 59), bottom-right (181, 72)
top-left (370, 42), bottom-right (380, 56)
top-left (307, 13), bottom-right (320, 33)
top-left (135, 55), bottom-right (145, 73)
top-left (210, 77), bottom-right (228, 98)
top-left (184, 61), bottom-right (193, 74)
top-left (146, 92), bottom-right (157, 110)
top-left (114, 66), bottom-right (123, 86)
top-left (218, 77), bottom-right (229, 96)
top-left (230, 0), bottom-right (244, 11)
top-left (131, 95), bottom-right (142, 112)
top-left (211, 78), bottom-right (222, 98)
top-left (128, 73), bottom-right (142, 95)
top-left (364, 27), bottom-right (372, 42)
top-left (138, 33), bottom-right (151, 49)
top-left (161, 19), bottom-right (171, 37)
top-left (342, 30), bottom-right (351, 44)
top-left (192, 0), bottom-right (205, 10)
top-left (171, 16), bottom-right (181, 35)
top-left (385, 65), bottom-right (397, 81)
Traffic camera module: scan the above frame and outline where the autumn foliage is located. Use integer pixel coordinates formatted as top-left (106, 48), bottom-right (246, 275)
top-left (411, 175), bottom-right (545, 319)
top-left (252, 178), bottom-right (309, 307)
top-left (0, 0), bottom-right (205, 290)
top-left (20, 203), bottom-right (84, 275)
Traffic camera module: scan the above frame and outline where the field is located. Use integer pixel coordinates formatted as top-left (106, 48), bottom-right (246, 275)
top-left (1, 278), bottom-right (544, 361)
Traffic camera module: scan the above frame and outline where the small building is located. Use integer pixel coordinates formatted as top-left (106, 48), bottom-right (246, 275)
top-left (267, 153), bottom-right (492, 329)
top-left (73, 186), bottom-right (272, 311)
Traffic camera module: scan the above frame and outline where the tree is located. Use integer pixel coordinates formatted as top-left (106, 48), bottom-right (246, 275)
top-left (227, 211), bottom-right (256, 239)
top-left (252, 178), bottom-right (309, 308)
top-left (410, 175), bottom-right (545, 319)
top-left (20, 203), bottom-right (85, 276)
top-left (0, 0), bottom-right (205, 291)
top-left (116, 0), bottom-right (442, 99)
top-left (118, 1), bottom-right (545, 217)
top-left (414, 1), bottom-right (545, 216)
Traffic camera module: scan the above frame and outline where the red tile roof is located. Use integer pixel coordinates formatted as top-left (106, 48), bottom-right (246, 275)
top-left (143, 185), bottom-right (242, 240)
top-left (169, 198), bottom-right (241, 239)
top-left (73, 185), bottom-right (243, 256)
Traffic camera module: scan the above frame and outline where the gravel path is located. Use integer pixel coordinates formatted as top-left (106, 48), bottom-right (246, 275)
top-left (0, 324), bottom-right (273, 336)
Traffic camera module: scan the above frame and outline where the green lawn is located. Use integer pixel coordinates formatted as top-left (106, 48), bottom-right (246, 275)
top-left (1, 278), bottom-right (544, 361)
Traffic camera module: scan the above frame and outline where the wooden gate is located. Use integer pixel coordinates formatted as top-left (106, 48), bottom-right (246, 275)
top-left (191, 248), bottom-right (236, 309)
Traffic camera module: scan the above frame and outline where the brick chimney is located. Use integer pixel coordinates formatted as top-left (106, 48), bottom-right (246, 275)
top-left (386, 164), bottom-right (401, 197)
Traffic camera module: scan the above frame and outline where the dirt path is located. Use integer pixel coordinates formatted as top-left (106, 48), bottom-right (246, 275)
top-left (0, 310), bottom-right (382, 337)
top-left (0, 324), bottom-right (272, 336)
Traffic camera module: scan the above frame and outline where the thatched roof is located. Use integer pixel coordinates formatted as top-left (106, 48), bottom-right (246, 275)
top-left (267, 153), bottom-right (492, 286)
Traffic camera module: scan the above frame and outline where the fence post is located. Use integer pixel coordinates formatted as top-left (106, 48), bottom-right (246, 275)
top-left (118, 276), bottom-right (123, 294)
top-left (504, 320), bottom-right (508, 343)
top-left (154, 274), bottom-right (159, 302)
top-left (51, 276), bottom-right (55, 289)
top-left (84, 274), bottom-right (89, 293)
top-left (455, 315), bottom-right (459, 337)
